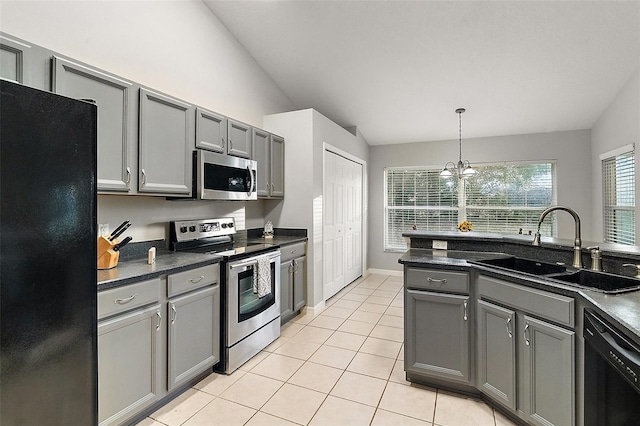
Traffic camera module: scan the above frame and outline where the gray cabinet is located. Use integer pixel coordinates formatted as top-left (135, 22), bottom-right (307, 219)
top-left (477, 274), bottom-right (575, 426)
top-left (0, 33), bottom-right (51, 89)
top-left (405, 288), bottom-right (471, 384)
top-left (195, 107), bottom-right (226, 153)
top-left (168, 285), bottom-right (220, 391)
top-left (280, 242), bottom-right (307, 324)
top-left (477, 300), bottom-right (517, 410)
top-left (52, 56), bottom-right (133, 192)
top-left (519, 315), bottom-right (575, 426)
top-left (98, 304), bottom-right (162, 426)
top-left (139, 88), bottom-right (192, 195)
top-left (227, 118), bottom-right (252, 159)
top-left (1, 35), bottom-right (27, 83)
top-left (253, 130), bottom-right (285, 199)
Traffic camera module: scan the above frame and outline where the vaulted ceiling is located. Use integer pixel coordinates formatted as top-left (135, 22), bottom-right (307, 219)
top-left (204, 1), bottom-right (640, 145)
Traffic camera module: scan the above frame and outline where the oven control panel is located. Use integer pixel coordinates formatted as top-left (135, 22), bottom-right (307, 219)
top-left (171, 217), bottom-right (236, 242)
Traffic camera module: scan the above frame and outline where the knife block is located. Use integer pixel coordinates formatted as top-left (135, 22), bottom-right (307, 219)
top-left (97, 236), bottom-right (119, 270)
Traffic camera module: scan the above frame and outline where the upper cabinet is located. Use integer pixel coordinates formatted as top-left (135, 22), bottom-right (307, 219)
top-left (1, 33), bottom-right (51, 90)
top-left (52, 57), bottom-right (134, 192)
top-left (195, 107), bottom-right (227, 154)
top-left (227, 118), bottom-right (252, 159)
top-left (0, 35), bottom-right (26, 83)
top-left (139, 88), bottom-right (193, 196)
top-left (252, 130), bottom-right (285, 199)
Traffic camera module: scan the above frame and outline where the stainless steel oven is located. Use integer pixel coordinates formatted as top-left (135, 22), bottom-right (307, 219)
top-left (584, 310), bottom-right (640, 426)
top-left (226, 251), bottom-right (281, 373)
top-left (195, 150), bottom-right (257, 200)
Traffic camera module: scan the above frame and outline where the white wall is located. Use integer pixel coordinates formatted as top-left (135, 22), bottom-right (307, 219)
top-left (369, 129), bottom-right (593, 271)
top-left (264, 109), bottom-right (370, 307)
top-left (0, 0), bottom-right (296, 241)
top-left (590, 68), bottom-right (640, 242)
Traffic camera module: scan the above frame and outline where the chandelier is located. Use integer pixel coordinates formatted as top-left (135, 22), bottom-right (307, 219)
top-left (440, 108), bottom-right (477, 179)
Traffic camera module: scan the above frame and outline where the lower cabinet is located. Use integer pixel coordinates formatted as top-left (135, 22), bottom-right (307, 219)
top-left (404, 267), bottom-right (472, 386)
top-left (167, 285), bottom-right (220, 391)
top-left (98, 263), bottom-right (221, 426)
top-left (280, 242), bottom-right (307, 324)
top-left (405, 289), bottom-right (471, 384)
top-left (477, 275), bottom-right (575, 426)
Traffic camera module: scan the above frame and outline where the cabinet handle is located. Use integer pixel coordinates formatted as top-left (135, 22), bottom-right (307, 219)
top-left (463, 300), bottom-right (468, 321)
top-left (125, 167), bottom-right (131, 185)
top-left (171, 304), bottom-right (177, 325)
top-left (229, 140), bottom-right (233, 151)
top-left (114, 294), bottom-right (137, 304)
top-left (156, 310), bottom-right (161, 331)
top-left (524, 323), bottom-right (531, 346)
top-left (506, 317), bottom-right (513, 338)
top-left (221, 137), bottom-right (225, 149)
top-left (189, 275), bottom-right (204, 284)
top-left (427, 277), bottom-right (447, 284)
top-left (293, 258), bottom-right (299, 272)
top-left (141, 169), bottom-right (147, 185)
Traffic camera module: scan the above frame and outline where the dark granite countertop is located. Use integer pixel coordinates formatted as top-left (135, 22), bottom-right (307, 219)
top-left (399, 247), bottom-right (640, 345)
top-left (97, 251), bottom-right (222, 291)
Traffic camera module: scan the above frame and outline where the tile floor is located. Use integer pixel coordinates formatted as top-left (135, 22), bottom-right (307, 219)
top-left (140, 273), bottom-right (518, 426)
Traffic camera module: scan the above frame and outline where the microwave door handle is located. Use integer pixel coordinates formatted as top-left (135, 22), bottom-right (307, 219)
top-left (247, 166), bottom-right (254, 196)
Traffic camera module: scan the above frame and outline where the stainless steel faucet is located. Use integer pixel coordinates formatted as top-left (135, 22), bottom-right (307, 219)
top-left (532, 206), bottom-right (583, 268)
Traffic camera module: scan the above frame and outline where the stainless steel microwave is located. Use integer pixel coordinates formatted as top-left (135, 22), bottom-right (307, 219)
top-left (194, 150), bottom-right (257, 200)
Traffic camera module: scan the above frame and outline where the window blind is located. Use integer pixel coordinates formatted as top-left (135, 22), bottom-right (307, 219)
top-left (602, 150), bottom-right (635, 245)
top-left (384, 162), bottom-right (556, 251)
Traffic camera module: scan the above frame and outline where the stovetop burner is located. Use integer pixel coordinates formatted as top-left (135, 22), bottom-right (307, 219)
top-left (170, 218), bottom-right (278, 260)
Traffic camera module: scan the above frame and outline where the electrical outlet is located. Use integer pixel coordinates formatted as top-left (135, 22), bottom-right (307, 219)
top-left (98, 223), bottom-right (110, 237)
top-left (432, 240), bottom-right (448, 250)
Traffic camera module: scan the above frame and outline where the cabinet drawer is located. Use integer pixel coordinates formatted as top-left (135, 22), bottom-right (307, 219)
top-left (280, 242), bottom-right (306, 263)
top-left (167, 263), bottom-right (219, 297)
top-left (477, 275), bottom-right (574, 328)
top-left (406, 267), bottom-right (469, 294)
top-left (98, 278), bottom-right (161, 320)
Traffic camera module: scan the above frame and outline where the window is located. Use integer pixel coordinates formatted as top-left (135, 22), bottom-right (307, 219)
top-left (601, 145), bottom-right (635, 245)
top-left (384, 162), bottom-right (556, 251)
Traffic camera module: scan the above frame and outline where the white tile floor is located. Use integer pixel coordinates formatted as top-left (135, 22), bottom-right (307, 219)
top-left (140, 273), bottom-right (518, 426)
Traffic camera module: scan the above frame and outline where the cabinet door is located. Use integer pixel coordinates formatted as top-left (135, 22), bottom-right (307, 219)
top-left (1, 35), bottom-right (27, 83)
top-left (280, 260), bottom-right (294, 323)
top-left (196, 107), bottom-right (226, 153)
top-left (98, 304), bottom-right (162, 426)
top-left (270, 134), bottom-right (285, 198)
top-left (293, 256), bottom-right (306, 312)
top-left (139, 88), bottom-right (192, 195)
top-left (227, 118), bottom-right (251, 158)
top-left (252, 128), bottom-right (271, 197)
top-left (167, 285), bottom-right (220, 391)
top-left (52, 57), bottom-right (133, 192)
top-left (519, 315), bottom-right (575, 426)
top-left (405, 289), bottom-right (471, 384)
top-left (477, 300), bottom-right (517, 410)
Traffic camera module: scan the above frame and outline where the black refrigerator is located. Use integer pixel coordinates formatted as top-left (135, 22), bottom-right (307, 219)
top-left (1, 79), bottom-right (98, 424)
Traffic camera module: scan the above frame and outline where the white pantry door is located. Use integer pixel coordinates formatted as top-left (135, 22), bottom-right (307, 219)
top-left (323, 150), bottom-right (363, 300)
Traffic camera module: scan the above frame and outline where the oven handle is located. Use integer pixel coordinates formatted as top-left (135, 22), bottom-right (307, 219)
top-left (229, 253), bottom-right (279, 270)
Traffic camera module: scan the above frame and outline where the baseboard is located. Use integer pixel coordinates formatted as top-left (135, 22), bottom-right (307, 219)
top-left (305, 300), bottom-right (326, 316)
top-left (367, 268), bottom-right (403, 277)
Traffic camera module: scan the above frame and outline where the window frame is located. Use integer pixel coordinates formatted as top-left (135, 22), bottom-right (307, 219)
top-left (600, 144), bottom-right (635, 245)
top-left (384, 160), bottom-right (557, 252)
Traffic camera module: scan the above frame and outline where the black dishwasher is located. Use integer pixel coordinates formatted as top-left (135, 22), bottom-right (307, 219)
top-left (583, 310), bottom-right (640, 426)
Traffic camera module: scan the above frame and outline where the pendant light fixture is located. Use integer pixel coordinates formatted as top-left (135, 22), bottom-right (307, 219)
top-left (440, 108), bottom-right (476, 179)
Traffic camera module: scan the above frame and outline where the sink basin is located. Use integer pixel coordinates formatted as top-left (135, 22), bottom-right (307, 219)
top-left (474, 256), bottom-right (567, 276)
top-left (550, 269), bottom-right (640, 294)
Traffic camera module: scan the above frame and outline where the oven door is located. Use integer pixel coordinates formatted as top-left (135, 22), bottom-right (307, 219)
top-left (227, 251), bottom-right (280, 346)
top-left (197, 150), bottom-right (257, 200)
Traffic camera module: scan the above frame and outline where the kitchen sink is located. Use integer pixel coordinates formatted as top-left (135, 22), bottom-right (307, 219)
top-left (474, 256), bottom-right (567, 276)
top-left (550, 269), bottom-right (640, 294)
